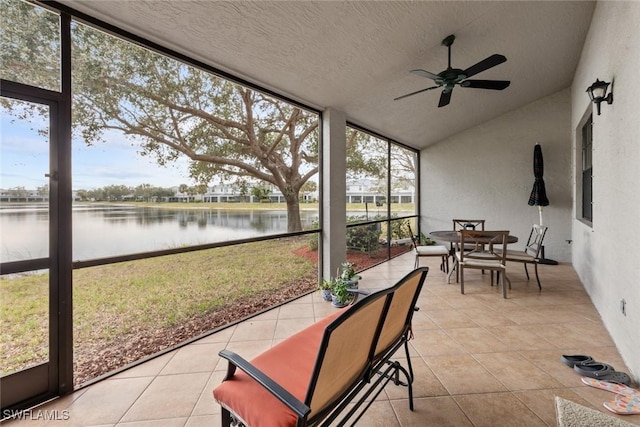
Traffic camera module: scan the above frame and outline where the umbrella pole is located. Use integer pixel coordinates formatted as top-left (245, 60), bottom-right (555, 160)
top-left (536, 205), bottom-right (558, 265)
top-left (538, 206), bottom-right (543, 226)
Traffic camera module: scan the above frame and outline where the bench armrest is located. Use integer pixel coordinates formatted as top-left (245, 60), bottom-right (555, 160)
top-left (218, 349), bottom-right (311, 419)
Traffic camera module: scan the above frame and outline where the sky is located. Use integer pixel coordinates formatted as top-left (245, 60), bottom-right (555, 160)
top-left (1, 104), bottom-right (194, 191)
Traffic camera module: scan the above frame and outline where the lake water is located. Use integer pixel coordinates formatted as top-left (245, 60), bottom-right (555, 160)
top-left (0, 204), bottom-right (320, 262)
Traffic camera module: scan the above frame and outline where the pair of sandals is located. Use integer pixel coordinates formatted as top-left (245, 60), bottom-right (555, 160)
top-left (581, 377), bottom-right (640, 415)
top-left (561, 354), bottom-right (632, 386)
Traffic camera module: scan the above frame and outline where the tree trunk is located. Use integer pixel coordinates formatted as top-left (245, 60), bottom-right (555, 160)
top-left (285, 193), bottom-right (302, 232)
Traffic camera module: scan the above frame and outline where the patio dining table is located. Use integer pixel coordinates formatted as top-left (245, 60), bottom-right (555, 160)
top-left (429, 230), bottom-right (519, 245)
top-left (429, 230), bottom-right (518, 283)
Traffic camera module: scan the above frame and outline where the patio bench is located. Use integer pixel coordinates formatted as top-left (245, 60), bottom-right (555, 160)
top-left (212, 267), bottom-right (429, 427)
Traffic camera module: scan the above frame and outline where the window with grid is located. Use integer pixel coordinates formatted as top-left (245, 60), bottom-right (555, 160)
top-left (581, 114), bottom-right (593, 222)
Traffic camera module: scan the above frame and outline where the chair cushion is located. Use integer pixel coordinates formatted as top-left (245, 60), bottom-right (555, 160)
top-left (460, 259), bottom-right (505, 268)
top-left (415, 245), bottom-right (449, 255)
top-left (213, 309), bottom-right (345, 427)
top-left (496, 249), bottom-right (536, 262)
top-left (455, 251), bottom-right (496, 261)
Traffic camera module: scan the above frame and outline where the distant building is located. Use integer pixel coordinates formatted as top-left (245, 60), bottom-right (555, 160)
top-left (2, 179), bottom-right (414, 204)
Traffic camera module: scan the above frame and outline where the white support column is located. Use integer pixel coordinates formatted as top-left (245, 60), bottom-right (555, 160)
top-left (322, 108), bottom-right (347, 281)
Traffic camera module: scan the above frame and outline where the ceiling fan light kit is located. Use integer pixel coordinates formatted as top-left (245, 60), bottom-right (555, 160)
top-left (394, 34), bottom-right (511, 107)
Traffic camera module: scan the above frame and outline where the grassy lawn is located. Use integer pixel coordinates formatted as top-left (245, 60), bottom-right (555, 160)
top-left (1, 236), bottom-right (317, 377)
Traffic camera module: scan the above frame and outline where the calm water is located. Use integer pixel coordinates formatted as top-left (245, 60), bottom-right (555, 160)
top-left (0, 204), bottom-right (319, 262)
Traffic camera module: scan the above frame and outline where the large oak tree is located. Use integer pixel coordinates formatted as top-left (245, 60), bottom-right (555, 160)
top-left (1, 0), bottom-right (386, 232)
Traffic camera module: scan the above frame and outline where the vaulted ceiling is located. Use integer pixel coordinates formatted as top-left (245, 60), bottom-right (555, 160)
top-left (58, 1), bottom-right (595, 150)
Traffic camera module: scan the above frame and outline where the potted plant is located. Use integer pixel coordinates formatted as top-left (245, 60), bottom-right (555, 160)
top-left (319, 278), bottom-right (333, 302)
top-left (339, 262), bottom-right (361, 288)
top-left (419, 232), bottom-right (438, 246)
top-left (331, 278), bottom-right (352, 308)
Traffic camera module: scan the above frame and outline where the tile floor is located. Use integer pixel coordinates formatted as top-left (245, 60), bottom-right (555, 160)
top-left (3, 253), bottom-right (639, 426)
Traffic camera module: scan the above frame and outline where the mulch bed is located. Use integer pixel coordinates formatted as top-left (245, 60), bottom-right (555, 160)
top-left (73, 277), bottom-right (316, 386)
top-left (73, 245), bottom-right (410, 386)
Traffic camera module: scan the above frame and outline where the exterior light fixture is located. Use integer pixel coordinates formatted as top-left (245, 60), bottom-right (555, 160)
top-left (586, 79), bottom-right (613, 115)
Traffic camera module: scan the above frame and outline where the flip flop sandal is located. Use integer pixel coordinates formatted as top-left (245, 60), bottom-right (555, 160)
top-left (574, 363), bottom-right (632, 386)
top-left (603, 395), bottom-right (640, 415)
top-left (581, 377), bottom-right (640, 398)
top-left (574, 362), bottom-right (615, 376)
top-left (561, 354), bottom-right (594, 368)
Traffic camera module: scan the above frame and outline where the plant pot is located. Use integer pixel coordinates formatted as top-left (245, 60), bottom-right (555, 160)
top-left (344, 279), bottom-right (358, 289)
top-left (320, 289), bottom-right (332, 302)
top-left (331, 294), bottom-right (349, 308)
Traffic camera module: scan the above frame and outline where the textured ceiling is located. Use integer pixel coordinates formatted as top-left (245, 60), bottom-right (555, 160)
top-left (58, 1), bottom-right (595, 149)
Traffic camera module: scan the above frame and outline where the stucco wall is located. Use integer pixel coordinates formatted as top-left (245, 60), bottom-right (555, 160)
top-left (571, 1), bottom-right (640, 380)
top-left (420, 88), bottom-right (573, 263)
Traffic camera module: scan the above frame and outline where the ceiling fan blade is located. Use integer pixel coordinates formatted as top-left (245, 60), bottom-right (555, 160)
top-left (462, 79), bottom-right (511, 90)
top-left (438, 90), bottom-right (452, 107)
top-left (410, 69), bottom-right (440, 80)
top-left (393, 85), bottom-right (439, 101)
top-left (462, 54), bottom-right (507, 78)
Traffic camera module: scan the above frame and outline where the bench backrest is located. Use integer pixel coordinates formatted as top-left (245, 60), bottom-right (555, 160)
top-left (304, 267), bottom-right (429, 421)
top-left (373, 268), bottom-right (425, 363)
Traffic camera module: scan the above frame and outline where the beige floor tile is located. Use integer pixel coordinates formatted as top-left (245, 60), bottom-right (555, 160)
top-left (191, 371), bottom-right (225, 416)
top-left (114, 351), bottom-right (176, 379)
top-left (446, 327), bottom-right (512, 353)
top-left (273, 317), bottom-right (316, 339)
top-left (120, 372), bottom-right (210, 422)
top-left (193, 326), bottom-right (235, 344)
top-left (424, 353), bottom-right (507, 395)
top-left (392, 396), bottom-right (474, 427)
top-left (159, 343), bottom-right (225, 375)
top-left (410, 329), bottom-right (466, 357)
top-left (415, 292), bottom-right (454, 311)
top-left (454, 392), bottom-right (547, 427)
top-left (228, 318), bottom-right (277, 342)
top-left (62, 377), bottom-right (153, 426)
top-left (328, 399), bottom-right (402, 426)
top-left (313, 301), bottom-right (338, 319)
top-left (460, 308), bottom-right (518, 328)
top-left (117, 418), bottom-right (187, 426)
top-left (426, 309), bottom-right (479, 329)
top-left (473, 352), bottom-right (564, 391)
top-left (384, 357), bottom-right (448, 399)
top-left (277, 302), bottom-right (315, 319)
top-left (216, 339), bottom-right (272, 369)
top-left (536, 323), bottom-right (614, 348)
top-left (486, 325), bottom-right (555, 351)
top-left (185, 414), bottom-right (220, 427)
top-left (1, 388), bottom-right (88, 427)
top-left (518, 350), bottom-right (588, 388)
top-left (248, 308), bottom-right (280, 321)
top-left (513, 388), bottom-right (594, 426)
top-left (350, 400), bottom-right (401, 427)
top-left (409, 311), bottom-right (440, 330)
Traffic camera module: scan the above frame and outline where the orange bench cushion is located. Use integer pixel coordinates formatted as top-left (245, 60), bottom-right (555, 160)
top-left (213, 309), bottom-right (345, 427)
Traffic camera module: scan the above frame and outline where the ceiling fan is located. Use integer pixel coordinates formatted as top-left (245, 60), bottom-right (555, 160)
top-left (394, 34), bottom-right (510, 107)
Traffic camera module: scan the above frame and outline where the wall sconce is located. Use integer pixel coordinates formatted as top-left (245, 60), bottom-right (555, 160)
top-left (586, 78), bottom-right (613, 115)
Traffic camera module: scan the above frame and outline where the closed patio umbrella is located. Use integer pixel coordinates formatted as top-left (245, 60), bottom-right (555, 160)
top-left (528, 143), bottom-right (556, 264)
top-left (528, 143), bottom-right (549, 225)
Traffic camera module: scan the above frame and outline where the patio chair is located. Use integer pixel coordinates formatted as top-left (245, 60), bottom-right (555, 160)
top-left (407, 224), bottom-right (449, 272)
top-left (451, 219), bottom-right (486, 255)
top-left (448, 219), bottom-right (487, 279)
top-left (455, 230), bottom-right (511, 298)
top-left (495, 224), bottom-right (548, 289)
